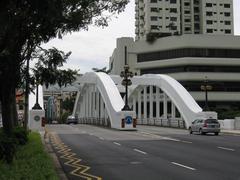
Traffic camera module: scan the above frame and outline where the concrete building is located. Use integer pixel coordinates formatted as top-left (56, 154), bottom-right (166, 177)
top-left (135, 0), bottom-right (234, 40)
top-left (109, 35), bottom-right (240, 111)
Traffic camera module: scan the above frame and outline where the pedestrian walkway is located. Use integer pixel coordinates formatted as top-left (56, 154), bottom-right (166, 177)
top-left (221, 129), bottom-right (240, 135)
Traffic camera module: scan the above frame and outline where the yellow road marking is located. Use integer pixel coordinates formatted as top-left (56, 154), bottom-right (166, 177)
top-left (49, 133), bottom-right (102, 180)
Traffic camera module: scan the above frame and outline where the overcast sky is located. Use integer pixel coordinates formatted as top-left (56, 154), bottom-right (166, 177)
top-left (43, 0), bottom-right (240, 74)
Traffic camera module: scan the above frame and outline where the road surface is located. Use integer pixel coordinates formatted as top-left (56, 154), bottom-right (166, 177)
top-left (47, 124), bottom-right (240, 180)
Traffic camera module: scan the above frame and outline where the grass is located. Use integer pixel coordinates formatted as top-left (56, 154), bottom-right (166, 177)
top-left (0, 132), bottom-right (59, 180)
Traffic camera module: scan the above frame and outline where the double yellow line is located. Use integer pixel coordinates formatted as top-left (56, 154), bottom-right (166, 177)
top-left (50, 133), bottom-right (102, 180)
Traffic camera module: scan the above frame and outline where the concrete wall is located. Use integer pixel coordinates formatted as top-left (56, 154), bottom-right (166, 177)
top-left (219, 118), bottom-right (240, 130)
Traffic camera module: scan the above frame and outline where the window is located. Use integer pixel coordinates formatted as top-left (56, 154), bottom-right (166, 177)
top-left (225, 29), bottom-right (231, 34)
top-left (206, 20), bottom-right (213, 24)
top-left (151, 16), bottom-right (158, 21)
top-left (225, 21), bottom-right (231, 25)
top-left (194, 0), bottom-right (199, 5)
top-left (185, 27), bottom-right (191, 31)
top-left (206, 12), bottom-right (213, 16)
top-left (170, 17), bottom-right (177, 21)
top-left (137, 48), bottom-right (240, 63)
top-left (207, 29), bottom-right (213, 33)
top-left (224, 12), bottom-right (231, 17)
top-left (224, 4), bottom-right (230, 8)
top-left (184, 2), bottom-right (190, 6)
top-left (194, 7), bottom-right (199, 13)
top-left (185, 19), bottom-right (191, 22)
top-left (170, 8), bottom-right (177, 13)
top-left (206, 3), bottom-right (212, 7)
top-left (151, 25), bottom-right (158, 30)
top-left (151, 8), bottom-right (159, 12)
top-left (170, 0), bottom-right (176, 3)
top-left (194, 23), bottom-right (200, 30)
top-left (194, 15), bottom-right (200, 21)
top-left (185, 10), bottom-right (190, 14)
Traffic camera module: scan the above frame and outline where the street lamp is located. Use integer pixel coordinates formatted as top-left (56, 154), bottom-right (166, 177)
top-left (32, 74), bottom-right (42, 110)
top-left (120, 46), bottom-right (133, 111)
top-left (200, 76), bottom-right (212, 111)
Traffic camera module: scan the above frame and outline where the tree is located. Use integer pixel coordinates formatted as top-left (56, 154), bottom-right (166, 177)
top-left (0, 0), bottom-right (128, 133)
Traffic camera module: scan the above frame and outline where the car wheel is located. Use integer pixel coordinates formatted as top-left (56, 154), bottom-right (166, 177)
top-left (189, 127), bottom-right (193, 134)
top-left (199, 128), bottom-right (205, 135)
top-left (215, 132), bottom-right (219, 136)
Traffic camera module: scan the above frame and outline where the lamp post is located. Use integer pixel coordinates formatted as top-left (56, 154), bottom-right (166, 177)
top-left (32, 74), bottom-right (42, 110)
top-left (120, 46), bottom-right (133, 111)
top-left (200, 76), bottom-right (212, 111)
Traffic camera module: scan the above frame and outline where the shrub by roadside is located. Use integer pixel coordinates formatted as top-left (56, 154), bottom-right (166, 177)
top-left (0, 132), bottom-right (58, 180)
top-left (0, 126), bottom-right (29, 163)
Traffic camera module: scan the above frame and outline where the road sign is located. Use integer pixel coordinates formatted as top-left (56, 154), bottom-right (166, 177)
top-left (125, 116), bottom-right (132, 124)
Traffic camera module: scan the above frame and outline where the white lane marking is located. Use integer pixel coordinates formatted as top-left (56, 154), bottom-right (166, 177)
top-left (134, 148), bottom-right (147, 155)
top-left (181, 141), bottom-right (192, 144)
top-left (89, 133), bottom-right (94, 136)
top-left (99, 137), bottom-right (105, 140)
top-left (113, 142), bottom-right (121, 146)
top-left (171, 162), bottom-right (196, 171)
top-left (140, 131), bottom-right (181, 142)
top-left (130, 161), bottom-right (142, 165)
top-left (217, 146), bottom-right (235, 151)
top-left (162, 137), bottom-right (180, 142)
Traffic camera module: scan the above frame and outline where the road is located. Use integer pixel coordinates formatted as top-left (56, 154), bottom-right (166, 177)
top-left (47, 124), bottom-right (240, 180)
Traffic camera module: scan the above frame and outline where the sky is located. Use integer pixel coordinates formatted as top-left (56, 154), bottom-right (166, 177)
top-left (31, 0), bottom-right (240, 109)
top-left (42, 0), bottom-right (240, 74)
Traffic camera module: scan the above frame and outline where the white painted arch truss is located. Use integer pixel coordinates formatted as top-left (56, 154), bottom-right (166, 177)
top-left (73, 72), bottom-right (217, 130)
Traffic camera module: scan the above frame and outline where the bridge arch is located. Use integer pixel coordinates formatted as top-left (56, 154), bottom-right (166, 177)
top-left (73, 73), bottom-right (216, 129)
top-left (73, 72), bottom-right (136, 130)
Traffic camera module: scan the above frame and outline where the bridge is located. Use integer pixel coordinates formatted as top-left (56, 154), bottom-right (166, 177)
top-left (73, 72), bottom-right (217, 130)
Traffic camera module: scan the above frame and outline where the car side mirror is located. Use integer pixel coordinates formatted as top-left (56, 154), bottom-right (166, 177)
top-left (192, 122), bottom-right (194, 124)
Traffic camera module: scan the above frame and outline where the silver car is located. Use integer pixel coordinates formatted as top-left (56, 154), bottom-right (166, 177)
top-left (66, 116), bottom-right (78, 124)
top-left (189, 118), bottom-right (220, 135)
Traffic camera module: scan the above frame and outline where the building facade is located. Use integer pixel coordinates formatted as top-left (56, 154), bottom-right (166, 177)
top-left (109, 35), bottom-right (240, 112)
top-left (135, 0), bottom-right (233, 40)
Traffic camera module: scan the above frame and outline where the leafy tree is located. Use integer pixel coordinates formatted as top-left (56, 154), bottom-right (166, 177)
top-left (0, 0), bottom-right (128, 133)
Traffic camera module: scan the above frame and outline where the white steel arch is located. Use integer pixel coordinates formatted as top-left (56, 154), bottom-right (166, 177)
top-left (73, 72), bottom-right (136, 130)
top-left (73, 72), bottom-right (217, 130)
top-left (128, 74), bottom-right (216, 128)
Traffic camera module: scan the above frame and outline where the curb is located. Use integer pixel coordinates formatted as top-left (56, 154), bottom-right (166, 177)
top-left (40, 129), bottom-right (68, 180)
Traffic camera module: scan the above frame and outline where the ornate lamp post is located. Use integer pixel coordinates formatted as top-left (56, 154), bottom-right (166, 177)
top-left (200, 76), bottom-right (212, 111)
top-left (32, 74), bottom-right (42, 110)
top-left (120, 46), bottom-right (133, 111)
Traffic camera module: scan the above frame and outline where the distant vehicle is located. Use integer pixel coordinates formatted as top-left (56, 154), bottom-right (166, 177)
top-left (66, 115), bottom-right (78, 124)
top-left (189, 118), bottom-right (220, 135)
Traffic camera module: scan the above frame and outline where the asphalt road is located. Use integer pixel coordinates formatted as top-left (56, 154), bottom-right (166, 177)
top-left (47, 124), bottom-right (240, 180)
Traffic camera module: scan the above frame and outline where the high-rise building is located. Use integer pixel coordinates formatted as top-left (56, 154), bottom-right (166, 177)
top-left (135, 0), bottom-right (234, 40)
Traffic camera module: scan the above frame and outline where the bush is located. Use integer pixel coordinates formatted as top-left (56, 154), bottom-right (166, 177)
top-left (0, 126), bottom-right (29, 163)
top-left (13, 126), bottom-right (29, 145)
top-left (60, 112), bottom-right (71, 124)
top-left (0, 130), bottom-right (16, 163)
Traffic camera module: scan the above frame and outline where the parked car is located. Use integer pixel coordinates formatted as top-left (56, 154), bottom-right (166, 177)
top-left (189, 118), bottom-right (220, 135)
top-left (66, 115), bottom-right (78, 124)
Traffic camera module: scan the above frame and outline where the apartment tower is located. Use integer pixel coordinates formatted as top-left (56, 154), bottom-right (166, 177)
top-left (135, 0), bottom-right (234, 40)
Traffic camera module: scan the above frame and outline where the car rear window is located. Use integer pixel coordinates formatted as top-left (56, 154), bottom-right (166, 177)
top-left (205, 119), bottom-right (218, 123)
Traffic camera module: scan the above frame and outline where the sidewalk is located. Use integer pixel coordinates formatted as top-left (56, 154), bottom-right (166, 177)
top-left (221, 129), bottom-right (240, 135)
top-left (39, 129), bottom-right (68, 180)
